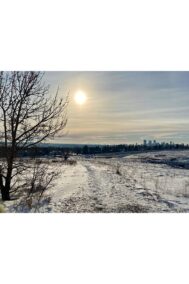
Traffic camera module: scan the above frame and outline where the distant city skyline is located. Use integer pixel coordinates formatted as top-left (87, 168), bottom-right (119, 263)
top-left (44, 72), bottom-right (189, 145)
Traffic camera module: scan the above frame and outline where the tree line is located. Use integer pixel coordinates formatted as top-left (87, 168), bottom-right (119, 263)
top-left (0, 141), bottom-right (187, 159)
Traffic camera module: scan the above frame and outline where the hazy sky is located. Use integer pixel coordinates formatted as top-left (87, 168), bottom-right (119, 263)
top-left (44, 72), bottom-right (189, 145)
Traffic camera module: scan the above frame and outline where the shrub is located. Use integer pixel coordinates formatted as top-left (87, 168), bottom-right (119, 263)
top-left (24, 159), bottom-right (59, 211)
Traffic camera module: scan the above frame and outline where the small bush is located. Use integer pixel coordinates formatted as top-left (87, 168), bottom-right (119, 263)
top-left (23, 159), bottom-right (59, 211)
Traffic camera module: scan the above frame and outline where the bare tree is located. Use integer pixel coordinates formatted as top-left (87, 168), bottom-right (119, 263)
top-left (25, 159), bottom-right (59, 212)
top-left (0, 71), bottom-right (68, 201)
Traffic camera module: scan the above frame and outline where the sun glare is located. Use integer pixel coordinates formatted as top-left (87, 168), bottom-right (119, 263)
top-left (74, 90), bottom-right (87, 105)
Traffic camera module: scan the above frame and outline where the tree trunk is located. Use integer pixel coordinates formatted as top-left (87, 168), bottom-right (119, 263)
top-left (4, 167), bottom-right (12, 200)
top-left (0, 171), bottom-right (10, 201)
top-left (0, 164), bottom-right (12, 201)
top-left (1, 186), bottom-right (10, 201)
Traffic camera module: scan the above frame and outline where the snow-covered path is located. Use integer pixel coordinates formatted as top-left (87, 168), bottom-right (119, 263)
top-left (44, 160), bottom-right (150, 213)
top-left (3, 151), bottom-right (189, 212)
top-left (47, 159), bottom-right (182, 213)
top-left (83, 160), bottom-right (173, 212)
top-left (51, 163), bottom-right (89, 200)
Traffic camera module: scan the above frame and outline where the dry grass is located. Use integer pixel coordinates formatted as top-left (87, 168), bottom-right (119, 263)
top-left (116, 165), bottom-right (122, 175)
top-left (116, 204), bottom-right (149, 213)
top-left (62, 160), bottom-right (77, 166)
top-left (0, 204), bottom-right (5, 213)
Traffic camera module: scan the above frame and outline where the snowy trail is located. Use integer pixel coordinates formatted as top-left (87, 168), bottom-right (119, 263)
top-left (77, 159), bottom-right (189, 212)
top-left (4, 151), bottom-right (189, 212)
top-left (25, 159), bottom-right (189, 212)
top-left (47, 160), bottom-right (149, 213)
top-left (83, 161), bottom-right (163, 212)
top-left (47, 162), bottom-right (91, 212)
top-left (51, 163), bottom-right (89, 200)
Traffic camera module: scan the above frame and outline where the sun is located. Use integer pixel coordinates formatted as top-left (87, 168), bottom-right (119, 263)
top-left (74, 90), bottom-right (87, 105)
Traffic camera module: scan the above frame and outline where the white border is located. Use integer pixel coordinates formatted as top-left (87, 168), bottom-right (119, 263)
top-left (0, 0), bottom-right (189, 70)
top-left (1, 214), bottom-right (189, 284)
top-left (1, 1), bottom-right (189, 284)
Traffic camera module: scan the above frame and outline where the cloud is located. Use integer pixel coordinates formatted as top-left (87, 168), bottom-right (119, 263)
top-left (44, 72), bottom-right (189, 144)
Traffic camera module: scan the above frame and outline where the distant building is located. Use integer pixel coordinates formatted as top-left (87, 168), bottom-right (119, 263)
top-left (143, 140), bottom-right (147, 146)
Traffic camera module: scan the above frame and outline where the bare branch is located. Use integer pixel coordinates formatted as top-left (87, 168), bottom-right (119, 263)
top-left (0, 71), bottom-right (68, 200)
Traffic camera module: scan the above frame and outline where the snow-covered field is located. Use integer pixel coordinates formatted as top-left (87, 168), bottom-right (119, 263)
top-left (3, 150), bottom-right (189, 213)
